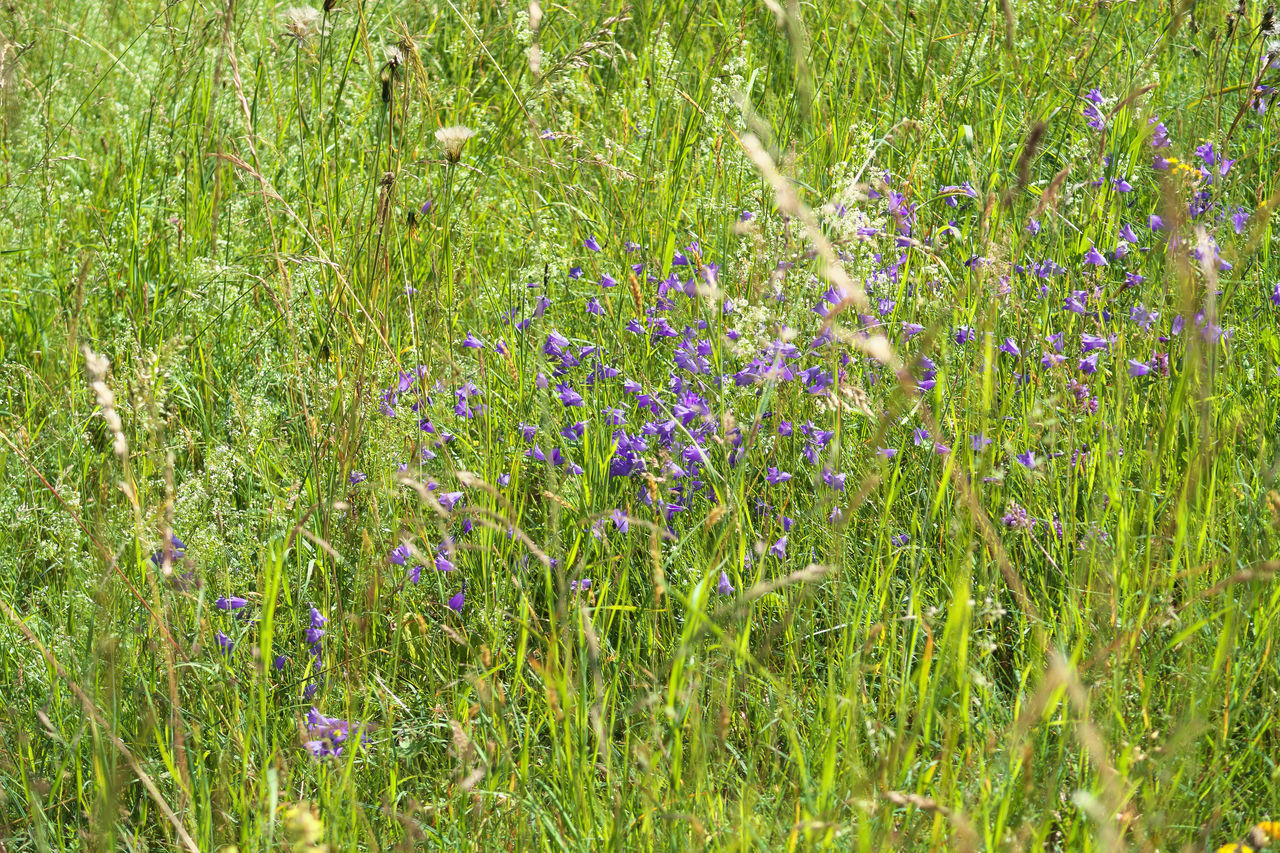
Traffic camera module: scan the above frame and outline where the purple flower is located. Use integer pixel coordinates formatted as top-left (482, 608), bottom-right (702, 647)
top-left (1130, 304), bottom-right (1158, 330)
top-left (462, 332), bottom-right (484, 349)
top-left (1083, 246), bottom-right (1108, 266)
top-left (1127, 359), bottom-right (1153, 377)
top-left (409, 565), bottom-right (423, 584)
top-left (304, 709), bottom-right (362, 760)
top-left (1231, 207), bottom-right (1250, 234)
top-left (600, 273), bottom-right (617, 288)
top-left (999, 337), bottom-right (1022, 359)
top-left (970, 433), bottom-right (991, 451)
top-left (1002, 501), bottom-right (1033, 530)
top-left (1081, 333), bottom-right (1110, 352)
top-left (1148, 214), bottom-right (1164, 231)
top-left (717, 571), bottom-right (735, 595)
top-left (1014, 450), bottom-right (1038, 470)
top-left (584, 235), bottom-right (601, 252)
top-left (388, 543), bottom-right (411, 566)
top-left (1079, 354), bottom-right (1099, 374)
top-left (1026, 218), bottom-right (1042, 235)
top-left (766, 467), bottom-right (792, 485)
top-left (1083, 105), bottom-right (1104, 130)
top-left (569, 578), bottom-right (593, 593)
top-left (150, 532), bottom-right (186, 563)
top-left (1149, 119), bottom-right (1170, 148)
top-left (215, 631), bottom-right (234, 655)
top-left (447, 580), bottom-right (467, 614)
top-left (557, 384), bottom-right (584, 407)
top-left (609, 449), bottom-right (643, 478)
top-left (1193, 141), bottom-right (1216, 167)
top-left (769, 536), bottom-right (788, 559)
top-left (348, 470), bottom-right (367, 485)
top-left (215, 596), bottom-right (248, 611)
top-left (438, 491), bottom-right (464, 512)
top-left (891, 534), bottom-right (910, 547)
top-left (953, 325), bottom-right (976, 344)
top-left (878, 447), bottom-right (898, 460)
top-left (610, 508), bottom-right (630, 533)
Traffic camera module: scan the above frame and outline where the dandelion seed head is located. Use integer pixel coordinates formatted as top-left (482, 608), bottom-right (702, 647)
top-left (282, 6), bottom-right (324, 44)
top-left (436, 125), bottom-right (477, 162)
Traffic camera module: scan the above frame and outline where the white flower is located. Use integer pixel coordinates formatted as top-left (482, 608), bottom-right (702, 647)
top-left (435, 125), bottom-right (477, 163)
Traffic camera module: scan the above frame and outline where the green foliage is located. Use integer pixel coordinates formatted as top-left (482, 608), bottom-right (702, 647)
top-left (1, 0), bottom-right (1278, 850)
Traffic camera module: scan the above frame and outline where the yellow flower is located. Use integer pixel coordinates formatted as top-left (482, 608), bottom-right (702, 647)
top-left (1254, 822), bottom-right (1280, 842)
top-left (1215, 845), bottom-right (1254, 853)
top-left (1246, 821), bottom-right (1280, 848)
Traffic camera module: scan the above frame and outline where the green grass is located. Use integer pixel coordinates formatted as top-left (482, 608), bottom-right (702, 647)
top-left (1, 0), bottom-right (1279, 850)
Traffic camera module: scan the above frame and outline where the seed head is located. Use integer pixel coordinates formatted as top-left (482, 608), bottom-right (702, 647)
top-left (435, 125), bottom-right (477, 163)
top-left (282, 6), bottom-right (324, 44)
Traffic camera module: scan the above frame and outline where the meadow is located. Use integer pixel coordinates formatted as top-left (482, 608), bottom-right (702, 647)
top-left (1, 0), bottom-right (1279, 849)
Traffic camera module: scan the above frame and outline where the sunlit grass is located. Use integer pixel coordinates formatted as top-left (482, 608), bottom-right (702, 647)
top-left (0, 0), bottom-right (1278, 850)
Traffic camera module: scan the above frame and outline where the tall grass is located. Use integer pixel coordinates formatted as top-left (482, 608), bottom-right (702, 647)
top-left (1, 0), bottom-right (1278, 850)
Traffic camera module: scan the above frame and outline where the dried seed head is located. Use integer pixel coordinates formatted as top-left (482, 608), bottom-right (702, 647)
top-left (435, 125), bottom-right (477, 163)
top-left (83, 346), bottom-right (128, 460)
top-left (282, 6), bottom-right (324, 44)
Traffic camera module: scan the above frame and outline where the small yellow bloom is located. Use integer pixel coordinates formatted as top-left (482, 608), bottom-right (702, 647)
top-left (1254, 821), bottom-right (1280, 842)
top-left (1215, 845), bottom-right (1254, 853)
top-left (1245, 821), bottom-right (1280, 847)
